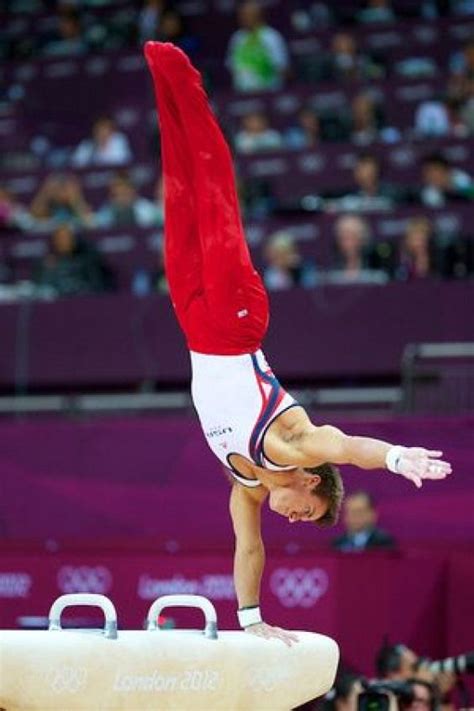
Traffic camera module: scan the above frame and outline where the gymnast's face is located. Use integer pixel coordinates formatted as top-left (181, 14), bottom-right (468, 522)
top-left (268, 473), bottom-right (327, 523)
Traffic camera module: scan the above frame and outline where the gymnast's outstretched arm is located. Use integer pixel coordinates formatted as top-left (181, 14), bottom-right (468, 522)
top-left (229, 484), bottom-right (298, 646)
top-left (266, 408), bottom-right (452, 488)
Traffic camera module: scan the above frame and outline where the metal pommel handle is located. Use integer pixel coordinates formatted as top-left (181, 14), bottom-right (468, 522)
top-left (147, 594), bottom-right (218, 639)
top-left (48, 593), bottom-right (118, 639)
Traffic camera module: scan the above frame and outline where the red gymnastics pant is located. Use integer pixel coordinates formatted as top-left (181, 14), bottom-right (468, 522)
top-left (145, 42), bottom-right (269, 355)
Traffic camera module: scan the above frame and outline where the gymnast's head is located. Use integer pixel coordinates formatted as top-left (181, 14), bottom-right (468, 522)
top-left (268, 463), bottom-right (344, 527)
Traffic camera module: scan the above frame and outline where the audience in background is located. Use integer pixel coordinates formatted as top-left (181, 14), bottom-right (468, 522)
top-left (328, 32), bottom-right (385, 82)
top-left (396, 217), bottom-right (438, 281)
top-left (156, 9), bottom-right (200, 59)
top-left (284, 108), bottom-right (321, 150)
top-left (346, 154), bottom-right (397, 210)
top-left (328, 214), bottom-right (389, 285)
top-left (30, 174), bottom-right (93, 231)
top-left (95, 173), bottom-right (159, 229)
top-left (0, 187), bottom-right (32, 233)
top-left (350, 93), bottom-right (401, 146)
top-left (263, 232), bottom-right (317, 290)
top-left (420, 153), bottom-right (473, 207)
top-left (235, 112), bottom-right (283, 154)
top-left (34, 224), bottom-right (112, 297)
top-left (332, 490), bottom-right (396, 552)
top-left (72, 116), bottom-right (132, 168)
top-left (42, 8), bottom-right (87, 57)
top-left (138, 0), bottom-right (169, 43)
top-left (357, 0), bottom-right (396, 24)
top-left (226, 1), bottom-right (289, 92)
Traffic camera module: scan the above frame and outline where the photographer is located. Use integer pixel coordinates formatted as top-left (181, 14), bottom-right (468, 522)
top-left (376, 644), bottom-right (459, 711)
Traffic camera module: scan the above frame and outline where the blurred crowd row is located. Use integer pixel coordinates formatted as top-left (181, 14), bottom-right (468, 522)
top-left (2, 0), bottom-right (474, 301)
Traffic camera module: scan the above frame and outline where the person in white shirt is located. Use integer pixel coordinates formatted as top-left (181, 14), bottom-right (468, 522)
top-left (72, 116), bottom-right (132, 168)
top-left (226, 1), bottom-right (289, 92)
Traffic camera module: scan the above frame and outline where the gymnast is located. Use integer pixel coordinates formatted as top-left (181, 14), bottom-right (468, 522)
top-left (145, 42), bottom-right (452, 645)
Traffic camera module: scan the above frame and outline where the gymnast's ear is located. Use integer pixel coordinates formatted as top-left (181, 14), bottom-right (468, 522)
top-left (303, 473), bottom-right (321, 489)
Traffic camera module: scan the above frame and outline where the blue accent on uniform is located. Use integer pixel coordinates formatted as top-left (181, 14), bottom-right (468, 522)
top-left (249, 353), bottom-right (281, 467)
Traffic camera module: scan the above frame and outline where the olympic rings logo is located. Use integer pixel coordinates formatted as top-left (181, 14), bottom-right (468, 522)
top-left (57, 565), bottom-right (112, 594)
top-left (47, 666), bottom-right (87, 694)
top-left (270, 567), bottom-right (329, 608)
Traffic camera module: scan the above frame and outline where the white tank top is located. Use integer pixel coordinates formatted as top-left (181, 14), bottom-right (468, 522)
top-left (190, 350), bottom-right (299, 488)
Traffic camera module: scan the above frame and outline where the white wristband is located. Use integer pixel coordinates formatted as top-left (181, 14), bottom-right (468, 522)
top-left (237, 606), bottom-right (262, 628)
top-left (385, 446), bottom-right (405, 474)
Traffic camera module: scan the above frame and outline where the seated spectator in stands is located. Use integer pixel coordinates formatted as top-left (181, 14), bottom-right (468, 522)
top-left (235, 112), bottom-right (283, 154)
top-left (263, 232), bottom-right (317, 290)
top-left (138, 0), bottom-right (169, 43)
top-left (328, 214), bottom-right (389, 285)
top-left (396, 217), bottom-right (438, 281)
top-left (226, 1), bottom-right (290, 92)
top-left (95, 173), bottom-right (159, 229)
top-left (284, 108), bottom-right (321, 150)
top-left (0, 187), bottom-right (33, 233)
top-left (332, 491), bottom-right (395, 552)
top-left (42, 8), bottom-right (87, 56)
top-left (30, 174), bottom-right (93, 231)
top-left (357, 0), bottom-right (396, 24)
top-left (72, 116), bottom-right (132, 168)
top-left (34, 224), bottom-right (112, 298)
top-left (350, 93), bottom-right (401, 146)
top-left (328, 32), bottom-right (385, 82)
top-left (339, 154), bottom-right (398, 211)
top-left (420, 153), bottom-right (473, 207)
top-left (157, 9), bottom-right (200, 59)
top-left (414, 99), bottom-right (451, 137)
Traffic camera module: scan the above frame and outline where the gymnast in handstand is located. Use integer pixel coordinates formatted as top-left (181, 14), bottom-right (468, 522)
top-left (145, 42), bottom-right (451, 644)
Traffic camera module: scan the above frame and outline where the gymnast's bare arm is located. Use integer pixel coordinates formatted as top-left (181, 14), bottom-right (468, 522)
top-left (265, 407), bottom-right (452, 488)
top-left (229, 484), bottom-right (298, 646)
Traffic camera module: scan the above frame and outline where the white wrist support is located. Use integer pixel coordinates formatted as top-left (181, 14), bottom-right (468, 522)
top-left (385, 446), bottom-right (406, 474)
top-left (237, 606), bottom-right (262, 628)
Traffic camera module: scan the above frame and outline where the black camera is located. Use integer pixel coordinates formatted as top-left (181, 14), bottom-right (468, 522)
top-left (358, 680), bottom-right (415, 711)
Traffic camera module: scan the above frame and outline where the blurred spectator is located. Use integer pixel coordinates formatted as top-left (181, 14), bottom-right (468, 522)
top-left (376, 644), bottom-right (419, 680)
top-left (414, 99), bottom-right (451, 137)
top-left (30, 174), bottom-right (93, 231)
top-left (420, 153), bottom-right (473, 207)
top-left (235, 112), bottom-right (283, 154)
top-left (263, 232), bottom-right (317, 290)
top-left (320, 673), bottom-right (364, 711)
top-left (132, 242), bottom-right (168, 297)
top-left (351, 93), bottom-right (401, 145)
top-left (400, 680), bottom-right (437, 711)
top-left (337, 154), bottom-right (398, 212)
top-left (357, 0), bottom-right (396, 24)
top-left (42, 8), bottom-right (87, 56)
top-left (396, 217), bottom-right (438, 281)
top-left (284, 108), bottom-right (321, 150)
top-left (157, 9), bottom-right (200, 58)
top-left (34, 224), bottom-right (113, 297)
top-left (328, 215), bottom-right (390, 285)
top-left (226, 1), bottom-right (290, 92)
top-left (138, 0), bottom-right (169, 43)
top-left (0, 187), bottom-right (33, 233)
top-left (72, 116), bottom-right (132, 168)
top-left (332, 491), bottom-right (395, 552)
top-left (95, 173), bottom-right (160, 229)
top-left (328, 32), bottom-right (385, 82)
